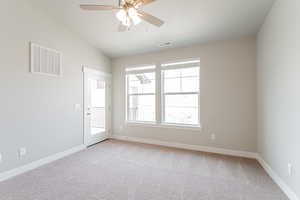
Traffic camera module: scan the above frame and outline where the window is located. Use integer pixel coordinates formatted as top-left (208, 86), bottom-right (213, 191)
top-left (162, 66), bottom-right (200, 125)
top-left (125, 59), bottom-right (200, 127)
top-left (126, 66), bottom-right (156, 122)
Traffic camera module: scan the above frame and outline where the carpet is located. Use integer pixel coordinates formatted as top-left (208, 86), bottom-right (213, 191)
top-left (0, 139), bottom-right (288, 200)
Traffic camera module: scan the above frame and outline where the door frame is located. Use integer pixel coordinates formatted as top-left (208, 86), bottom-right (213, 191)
top-left (83, 66), bottom-right (112, 147)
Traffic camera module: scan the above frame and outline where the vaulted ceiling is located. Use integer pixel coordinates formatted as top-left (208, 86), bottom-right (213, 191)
top-left (29, 0), bottom-right (275, 58)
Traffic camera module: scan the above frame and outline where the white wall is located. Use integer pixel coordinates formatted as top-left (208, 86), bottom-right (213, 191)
top-left (0, 0), bottom-right (110, 173)
top-left (257, 0), bottom-right (300, 197)
top-left (112, 37), bottom-right (257, 152)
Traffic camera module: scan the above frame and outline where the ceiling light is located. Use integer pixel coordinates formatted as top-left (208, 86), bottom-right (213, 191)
top-left (128, 8), bottom-right (141, 25)
top-left (116, 7), bottom-right (141, 27)
top-left (116, 9), bottom-right (131, 26)
top-left (116, 9), bottom-right (126, 22)
top-left (80, 0), bottom-right (164, 31)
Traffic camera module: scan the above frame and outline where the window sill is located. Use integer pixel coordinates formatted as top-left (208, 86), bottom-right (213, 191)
top-left (125, 121), bottom-right (202, 132)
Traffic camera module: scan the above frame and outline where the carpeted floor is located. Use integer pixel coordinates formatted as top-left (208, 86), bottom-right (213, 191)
top-left (0, 139), bottom-right (288, 200)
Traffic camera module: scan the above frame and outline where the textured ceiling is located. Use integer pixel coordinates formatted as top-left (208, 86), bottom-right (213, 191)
top-left (29, 0), bottom-right (275, 58)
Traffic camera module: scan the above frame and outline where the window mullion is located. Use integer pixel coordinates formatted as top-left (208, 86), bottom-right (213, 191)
top-left (164, 92), bottom-right (199, 95)
top-left (156, 63), bottom-right (162, 124)
top-left (126, 75), bottom-right (130, 121)
top-left (129, 93), bottom-right (156, 95)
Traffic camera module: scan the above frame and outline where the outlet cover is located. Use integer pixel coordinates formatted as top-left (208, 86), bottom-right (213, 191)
top-left (0, 153), bottom-right (2, 163)
top-left (288, 163), bottom-right (293, 176)
top-left (19, 148), bottom-right (27, 157)
top-left (211, 134), bottom-right (216, 141)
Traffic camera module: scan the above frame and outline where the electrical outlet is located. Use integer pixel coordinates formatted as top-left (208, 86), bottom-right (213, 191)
top-left (119, 126), bottom-right (123, 131)
top-left (211, 134), bottom-right (216, 141)
top-left (19, 148), bottom-right (27, 158)
top-left (288, 163), bottom-right (293, 176)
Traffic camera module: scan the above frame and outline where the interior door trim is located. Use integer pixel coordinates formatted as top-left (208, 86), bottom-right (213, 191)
top-left (82, 66), bottom-right (112, 78)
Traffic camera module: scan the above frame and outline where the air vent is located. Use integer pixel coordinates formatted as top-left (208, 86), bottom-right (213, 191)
top-left (30, 43), bottom-right (62, 77)
top-left (159, 42), bottom-right (172, 48)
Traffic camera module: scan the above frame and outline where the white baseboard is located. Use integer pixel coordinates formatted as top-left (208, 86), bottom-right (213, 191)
top-left (257, 156), bottom-right (299, 200)
top-left (0, 145), bottom-right (86, 182)
top-left (110, 135), bottom-right (258, 159)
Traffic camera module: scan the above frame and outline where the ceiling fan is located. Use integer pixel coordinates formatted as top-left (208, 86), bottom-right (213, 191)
top-left (80, 0), bottom-right (164, 31)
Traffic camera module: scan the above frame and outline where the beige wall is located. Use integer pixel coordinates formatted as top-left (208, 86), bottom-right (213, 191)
top-left (0, 0), bottom-right (110, 173)
top-left (112, 37), bottom-right (257, 152)
top-left (257, 0), bottom-right (300, 197)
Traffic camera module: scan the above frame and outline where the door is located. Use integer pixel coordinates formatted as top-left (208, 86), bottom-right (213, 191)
top-left (83, 67), bottom-right (111, 147)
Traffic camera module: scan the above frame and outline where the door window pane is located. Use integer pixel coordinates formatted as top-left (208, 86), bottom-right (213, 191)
top-left (90, 79), bottom-right (105, 135)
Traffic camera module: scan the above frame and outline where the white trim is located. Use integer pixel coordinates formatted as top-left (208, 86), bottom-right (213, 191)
top-left (161, 57), bottom-right (201, 66)
top-left (125, 121), bottom-right (202, 131)
top-left (156, 63), bottom-right (162, 123)
top-left (126, 68), bottom-right (156, 74)
top-left (129, 93), bottom-right (156, 96)
top-left (125, 63), bottom-right (156, 70)
top-left (161, 63), bottom-right (200, 70)
top-left (0, 145), bottom-right (86, 182)
top-left (110, 135), bottom-right (257, 159)
top-left (164, 92), bottom-right (199, 95)
top-left (82, 66), bottom-right (112, 77)
top-left (126, 65), bottom-right (156, 72)
top-left (257, 156), bottom-right (299, 200)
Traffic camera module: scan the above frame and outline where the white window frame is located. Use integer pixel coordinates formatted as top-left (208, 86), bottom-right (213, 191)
top-left (125, 65), bottom-right (157, 124)
top-left (125, 59), bottom-right (201, 130)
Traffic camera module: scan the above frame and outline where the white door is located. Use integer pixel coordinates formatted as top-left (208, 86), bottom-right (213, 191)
top-left (83, 67), bottom-right (111, 146)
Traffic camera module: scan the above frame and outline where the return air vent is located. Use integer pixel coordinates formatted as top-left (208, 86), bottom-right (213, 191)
top-left (30, 43), bottom-right (62, 77)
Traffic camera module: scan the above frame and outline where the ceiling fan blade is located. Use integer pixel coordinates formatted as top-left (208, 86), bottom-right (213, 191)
top-left (80, 5), bottom-right (121, 11)
top-left (137, 10), bottom-right (164, 27)
top-left (118, 23), bottom-right (128, 32)
top-left (135, 0), bottom-right (155, 7)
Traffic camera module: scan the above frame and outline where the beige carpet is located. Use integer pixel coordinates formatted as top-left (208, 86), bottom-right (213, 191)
top-left (0, 139), bottom-right (287, 200)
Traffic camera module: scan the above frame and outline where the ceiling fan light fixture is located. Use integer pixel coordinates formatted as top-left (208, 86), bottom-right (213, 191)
top-left (80, 0), bottom-right (164, 30)
top-left (116, 7), bottom-right (141, 27)
top-left (116, 9), bottom-right (131, 26)
top-left (116, 9), bottom-right (126, 22)
top-left (128, 8), bottom-right (141, 25)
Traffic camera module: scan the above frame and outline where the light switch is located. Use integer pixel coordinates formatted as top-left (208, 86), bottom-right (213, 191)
top-left (19, 148), bottom-right (27, 158)
top-left (211, 134), bottom-right (216, 141)
top-left (0, 153), bottom-right (2, 163)
top-left (288, 163), bottom-right (293, 176)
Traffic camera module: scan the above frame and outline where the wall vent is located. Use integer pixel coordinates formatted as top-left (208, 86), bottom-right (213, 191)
top-left (30, 43), bottom-right (62, 77)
